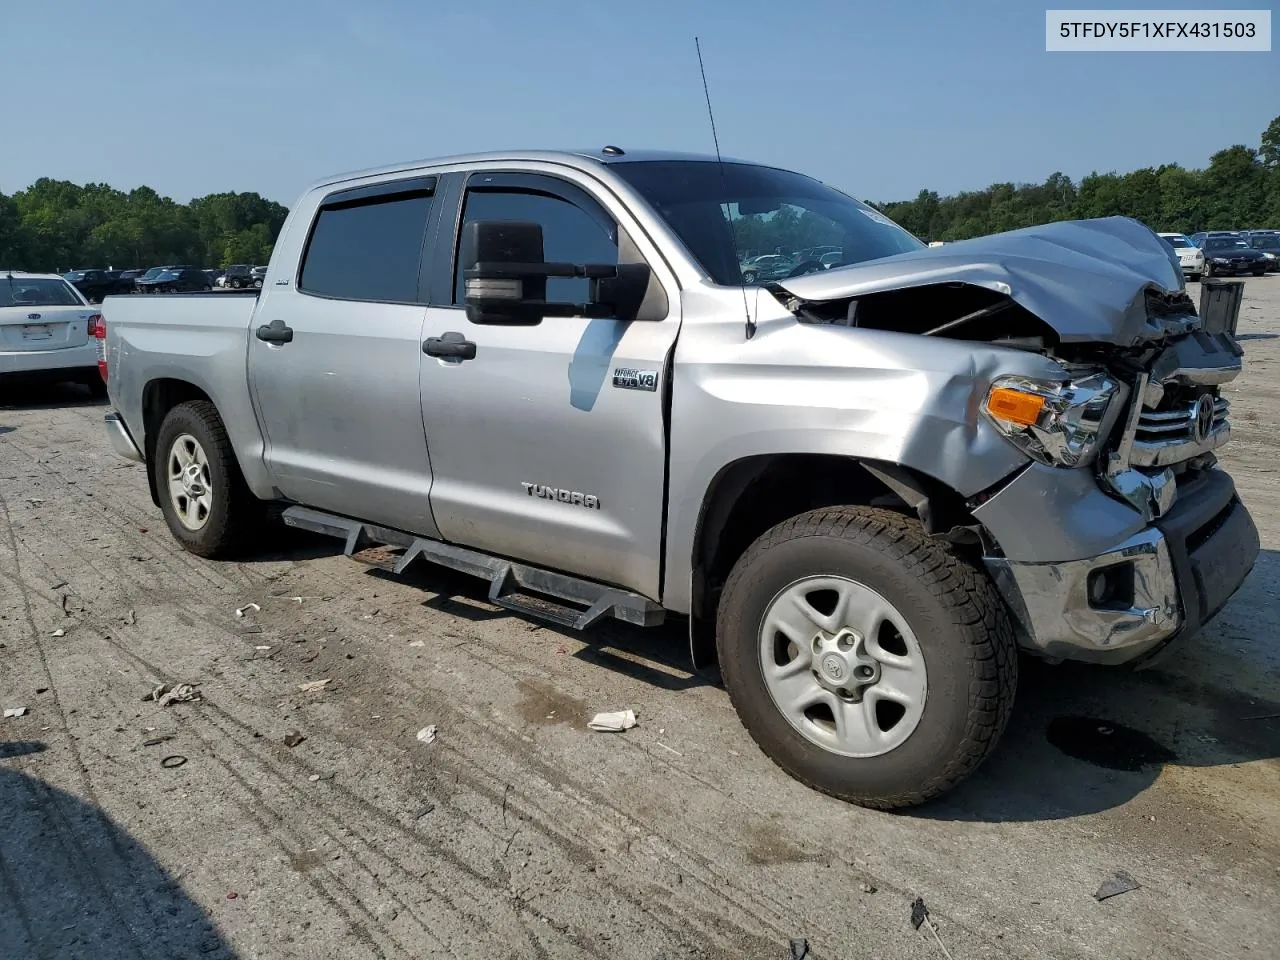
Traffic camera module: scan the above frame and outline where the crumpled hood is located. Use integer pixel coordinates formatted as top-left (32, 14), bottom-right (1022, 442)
top-left (778, 216), bottom-right (1187, 346)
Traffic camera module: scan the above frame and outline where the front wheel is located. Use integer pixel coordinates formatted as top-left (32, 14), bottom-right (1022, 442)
top-left (153, 400), bottom-right (262, 558)
top-left (716, 506), bottom-right (1018, 809)
top-left (1252, 268), bottom-right (1265, 277)
top-left (1189, 272), bottom-right (1202, 283)
top-left (741, 271), bottom-right (757, 284)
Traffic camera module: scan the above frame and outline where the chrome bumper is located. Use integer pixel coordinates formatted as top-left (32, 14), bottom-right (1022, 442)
top-left (985, 469), bottom-right (1258, 666)
top-left (986, 529), bottom-right (1179, 664)
top-left (104, 411), bottom-right (144, 463)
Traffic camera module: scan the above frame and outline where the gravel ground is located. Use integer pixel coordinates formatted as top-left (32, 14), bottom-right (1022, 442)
top-left (1, 276), bottom-right (1279, 960)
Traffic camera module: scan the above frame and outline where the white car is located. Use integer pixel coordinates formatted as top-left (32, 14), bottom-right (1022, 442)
top-left (1158, 232), bottom-right (1205, 282)
top-left (1, 270), bottom-right (106, 395)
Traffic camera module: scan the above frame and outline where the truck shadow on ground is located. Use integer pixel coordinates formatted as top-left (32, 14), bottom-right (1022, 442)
top-left (0, 741), bottom-right (235, 959)
top-left (0, 379), bottom-right (107, 411)
top-left (915, 548), bottom-right (1280, 823)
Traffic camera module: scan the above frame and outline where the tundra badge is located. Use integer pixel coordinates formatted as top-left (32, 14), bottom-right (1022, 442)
top-left (612, 367), bottom-right (658, 392)
top-left (521, 483), bottom-right (600, 509)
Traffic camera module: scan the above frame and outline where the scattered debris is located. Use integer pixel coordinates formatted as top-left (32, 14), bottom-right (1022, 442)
top-left (860, 881), bottom-right (877, 894)
top-left (142, 735), bottom-right (174, 747)
top-left (160, 755), bottom-right (188, 769)
top-left (307, 772), bottom-right (335, 782)
top-left (283, 731), bottom-right (307, 748)
top-left (588, 710), bottom-right (637, 732)
top-left (655, 741), bottom-right (682, 757)
top-left (417, 725), bottom-right (438, 744)
top-left (50, 580), bottom-right (67, 590)
top-left (51, 628), bottom-right (65, 638)
top-left (789, 938), bottom-right (809, 960)
top-left (124, 609), bottom-right (137, 625)
top-left (35, 688), bottom-right (48, 695)
top-left (415, 802), bottom-right (436, 819)
top-left (1097, 725), bottom-right (1114, 736)
top-left (226, 891), bottom-right (238, 900)
top-left (911, 897), bottom-right (953, 959)
top-left (25, 497), bottom-right (44, 505)
top-left (1094, 871), bottom-right (1141, 901)
top-left (407, 639), bottom-right (426, 648)
top-left (297, 679), bottom-right (333, 693)
top-left (144, 682), bottom-right (202, 707)
top-left (1196, 734), bottom-right (1219, 743)
top-left (4, 707), bottom-right (28, 719)
top-left (235, 603), bottom-right (261, 618)
top-left (238, 622), bottom-right (263, 635)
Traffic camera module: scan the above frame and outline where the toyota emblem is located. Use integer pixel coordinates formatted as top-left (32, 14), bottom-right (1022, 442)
top-left (1192, 394), bottom-right (1215, 445)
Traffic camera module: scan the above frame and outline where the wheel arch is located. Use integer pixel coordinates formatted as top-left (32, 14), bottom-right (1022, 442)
top-left (686, 453), bottom-right (987, 668)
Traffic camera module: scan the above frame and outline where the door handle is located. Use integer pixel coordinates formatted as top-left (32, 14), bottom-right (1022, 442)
top-left (423, 331), bottom-right (476, 361)
top-left (256, 319), bottom-right (294, 344)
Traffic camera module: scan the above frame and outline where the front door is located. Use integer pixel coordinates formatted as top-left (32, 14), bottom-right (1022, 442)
top-left (248, 175), bottom-right (442, 536)
top-left (418, 169), bottom-right (681, 598)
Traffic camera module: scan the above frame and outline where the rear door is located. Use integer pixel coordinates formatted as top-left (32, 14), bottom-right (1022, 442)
top-left (418, 168), bottom-right (682, 598)
top-left (247, 175), bottom-right (443, 536)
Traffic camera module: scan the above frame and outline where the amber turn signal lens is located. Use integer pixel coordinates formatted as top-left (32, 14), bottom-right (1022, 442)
top-left (986, 387), bottom-right (1046, 427)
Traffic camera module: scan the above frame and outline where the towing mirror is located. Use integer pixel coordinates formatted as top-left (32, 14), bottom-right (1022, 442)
top-left (462, 220), bottom-right (650, 326)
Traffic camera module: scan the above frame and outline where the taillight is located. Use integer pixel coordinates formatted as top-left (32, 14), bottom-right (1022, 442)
top-left (88, 313), bottom-right (107, 382)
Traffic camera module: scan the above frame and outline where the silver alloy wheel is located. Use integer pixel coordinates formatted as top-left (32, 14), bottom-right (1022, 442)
top-left (166, 433), bottom-right (213, 531)
top-left (759, 575), bottom-right (928, 758)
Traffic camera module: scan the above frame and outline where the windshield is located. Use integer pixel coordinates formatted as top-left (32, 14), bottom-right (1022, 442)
top-left (611, 160), bottom-right (924, 285)
top-left (1161, 234), bottom-right (1191, 247)
top-left (3, 278), bottom-right (83, 307)
top-left (1205, 239), bottom-right (1248, 251)
top-left (1250, 235), bottom-right (1280, 249)
top-left (141, 268), bottom-right (165, 279)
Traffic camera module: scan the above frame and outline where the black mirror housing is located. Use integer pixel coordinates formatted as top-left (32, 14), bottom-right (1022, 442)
top-left (462, 219), bottom-right (652, 326)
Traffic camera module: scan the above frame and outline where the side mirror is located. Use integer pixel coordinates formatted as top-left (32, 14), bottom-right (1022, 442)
top-left (462, 220), bottom-right (650, 326)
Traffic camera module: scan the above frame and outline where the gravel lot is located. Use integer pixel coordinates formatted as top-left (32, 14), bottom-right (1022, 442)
top-left (2, 277), bottom-right (1279, 960)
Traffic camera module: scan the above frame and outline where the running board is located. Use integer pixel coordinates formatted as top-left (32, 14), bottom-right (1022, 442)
top-left (281, 506), bottom-right (664, 631)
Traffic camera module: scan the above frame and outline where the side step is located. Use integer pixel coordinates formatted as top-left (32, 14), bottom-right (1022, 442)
top-left (282, 506), bottom-right (664, 631)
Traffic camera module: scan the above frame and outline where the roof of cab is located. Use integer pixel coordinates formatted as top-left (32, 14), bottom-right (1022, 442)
top-left (299, 147), bottom-right (761, 196)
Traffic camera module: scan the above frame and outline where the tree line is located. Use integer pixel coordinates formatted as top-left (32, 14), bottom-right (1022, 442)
top-left (2, 114), bottom-right (1277, 271)
top-left (875, 115), bottom-right (1280, 242)
top-left (0, 181), bottom-right (287, 272)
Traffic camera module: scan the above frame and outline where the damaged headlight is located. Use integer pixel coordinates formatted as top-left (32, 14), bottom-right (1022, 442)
top-left (982, 373), bottom-right (1122, 468)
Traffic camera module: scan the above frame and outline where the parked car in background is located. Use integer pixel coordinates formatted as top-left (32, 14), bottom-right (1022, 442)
top-left (64, 268), bottom-right (122, 303)
top-left (250, 265), bottom-right (268, 288)
top-left (1157, 232), bottom-right (1205, 281)
top-left (145, 267), bottom-right (213, 293)
top-left (117, 269), bottom-right (146, 289)
top-left (2, 270), bottom-right (105, 395)
top-left (1202, 237), bottom-right (1269, 277)
top-left (1189, 231), bottom-right (1239, 248)
top-left (220, 264), bottom-right (255, 288)
top-left (738, 254), bottom-right (795, 283)
top-left (134, 266), bottom-right (179, 293)
top-left (819, 250), bottom-right (844, 268)
top-left (1247, 232), bottom-right (1280, 272)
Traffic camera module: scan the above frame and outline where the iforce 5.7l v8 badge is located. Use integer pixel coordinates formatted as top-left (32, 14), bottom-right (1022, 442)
top-left (612, 367), bottom-right (658, 392)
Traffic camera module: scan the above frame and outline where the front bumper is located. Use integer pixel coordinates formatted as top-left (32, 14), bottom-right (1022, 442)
top-left (104, 411), bottom-right (144, 462)
top-left (985, 468), bottom-right (1258, 665)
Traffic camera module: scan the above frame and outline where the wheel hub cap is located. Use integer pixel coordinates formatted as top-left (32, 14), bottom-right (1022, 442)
top-left (758, 575), bottom-right (929, 759)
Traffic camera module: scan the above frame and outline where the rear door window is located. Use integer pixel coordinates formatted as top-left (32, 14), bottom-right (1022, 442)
top-left (299, 178), bottom-right (435, 303)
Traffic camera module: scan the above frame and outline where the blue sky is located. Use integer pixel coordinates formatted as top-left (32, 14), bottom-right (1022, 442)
top-left (1, 0), bottom-right (1275, 206)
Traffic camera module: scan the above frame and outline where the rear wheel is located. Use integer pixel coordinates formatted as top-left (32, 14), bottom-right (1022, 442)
top-left (716, 506), bottom-right (1017, 809)
top-left (1252, 267), bottom-right (1265, 277)
top-left (153, 400), bottom-right (262, 558)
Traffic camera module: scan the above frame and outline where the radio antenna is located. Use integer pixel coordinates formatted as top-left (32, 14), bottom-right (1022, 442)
top-left (695, 37), bottom-right (755, 340)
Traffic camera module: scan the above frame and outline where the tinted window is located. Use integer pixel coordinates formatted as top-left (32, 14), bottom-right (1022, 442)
top-left (452, 188), bottom-right (617, 305)
top-left (300, 189), bottom-right (432, 302)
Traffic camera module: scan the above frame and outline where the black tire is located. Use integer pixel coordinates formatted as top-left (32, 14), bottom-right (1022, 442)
top-left (1189, 273), bottom-right (1202, 283)
top-left (742, 271), bottom-right (757, 284)
top-left (1252, 268), bottom-right (1265, 277)
top-left (1202, 263), bottom-right (1213, 278)
top-left (153, 400), bottom-right (262, 558)
top-left (716, 506), bottom-right (1018, 809)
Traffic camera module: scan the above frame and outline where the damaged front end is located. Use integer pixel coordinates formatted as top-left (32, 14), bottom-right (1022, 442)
top-left (774, 217), bottom-right (1259, 664)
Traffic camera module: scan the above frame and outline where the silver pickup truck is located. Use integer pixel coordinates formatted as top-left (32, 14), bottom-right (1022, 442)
top-left (99, 148), bottom-right (1259, 809)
